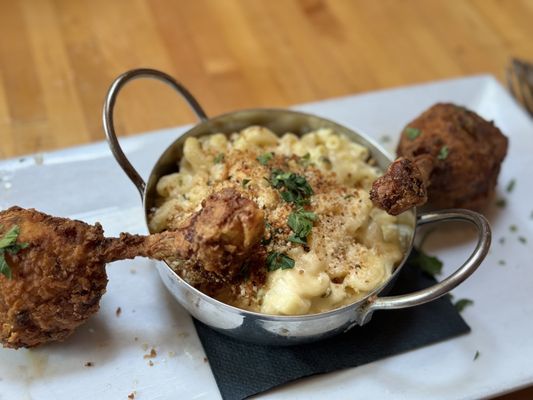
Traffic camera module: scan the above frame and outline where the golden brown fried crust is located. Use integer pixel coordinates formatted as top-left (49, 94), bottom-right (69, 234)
top-left (372, 103), bottom-right (508, 214)
top-left (0, 207), bottom-right (108, 349)
top-left (0, 189), bottom-right (264, 349)
top-left (102, 188), bottom-right (265, 275)
top-left (370, 157), bottom-right (428, 215)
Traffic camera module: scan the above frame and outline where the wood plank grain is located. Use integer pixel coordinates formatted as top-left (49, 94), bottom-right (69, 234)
top-left (3, 0), bottom-right (533, 158)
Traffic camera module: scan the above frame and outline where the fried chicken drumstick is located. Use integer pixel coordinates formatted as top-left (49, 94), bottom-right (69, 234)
top-left (0, 188), bottom-right (264, 349)
top-left (370, 103), bottom-right (508, 215)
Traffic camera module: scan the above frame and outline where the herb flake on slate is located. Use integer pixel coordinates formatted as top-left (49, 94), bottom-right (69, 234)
top-left (406, 247), bottom-right (443, 277)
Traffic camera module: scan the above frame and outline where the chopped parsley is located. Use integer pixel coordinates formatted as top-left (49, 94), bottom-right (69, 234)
top-left (298, 153), bottom-right (311, 168)
top-left (238, 262), bottom-right (251, 280)
top-left (320, 156), bottom-right (332, 165)
top-left (0, 225), bottom-right (29, 279)
top-left (261, 222), bottom-right (273, 245)
top-left (499, 237), bottom-right (505, 245)
top-left (498, 260), bottom-right (506, 266)
top-left (213, 153), bottom-right (225, 164)
top-left (266, 251), bottom-right (295, 271)
top-left (437, 145), bottom-right (449, 160)
top-left (407, 247), bottom-right (443, 277)
top-left (519, 236), bottom-right (527, 244)
top-left (404, 127), bottom-right (422, 140)
top-left (379, 135), bottom-right (391, 143)
top-left (506, 179), bottom-right (516, 193)
top-left (242, 178), bottom-right (250, 188)
top-left (257, 152), bottom-right (274, 165)
top-left (288, 208), bottom-right (317, 245)
top-left (454, 298), bottom-right (474, 312)
top-left (473, 351), bottom-right (480, 361)
top-left (270, 169), bottom-right (314, 206)
top-left (510, 224), bottom-right (518, 233)
top-left (495, 198), bottom-right (506, 208)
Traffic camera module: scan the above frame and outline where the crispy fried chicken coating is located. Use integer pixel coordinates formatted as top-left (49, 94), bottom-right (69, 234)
top-left (371, 103), bottom-right (508, 215)
top-left (0, 188), bottom-right (264, 349)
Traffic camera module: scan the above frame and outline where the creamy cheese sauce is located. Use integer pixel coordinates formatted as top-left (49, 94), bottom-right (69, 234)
top-left (149, 126), bottom-right (404, 315)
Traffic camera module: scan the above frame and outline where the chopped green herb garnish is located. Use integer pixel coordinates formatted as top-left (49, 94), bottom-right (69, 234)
top-left (404, 127), bottom-right (421, 140)
top-left (257, 152), bottom-right (274, 165)
top-left (213, 153), bottom-right (225, 164)
top-left (454, 298), bottom-right (474, 313)
top-left (510, 224), bottom-right (518, 233)
top-left (270, 169), bottom-right (314, 206)
top-left (495, 198), bottom-right (507, 208)
top-left (380, 135), bottom-right (391, 143)
top-left (320, 156), bottom-right (331, 165)
top-left (344, 194), bottom-right (355, 200)
top-left (0, 225), bottom-right (29, 279)
top-left (519, 236), bottom-right (527, 244)
top-left (406, 247), bottom-right (443, 277)
top-left (288, 208), bottom-right (317, 245)
top-left (288, 235), bottom-right (308, 245)
top-left (498, 260), bottom-right (506, 266)
top-left (238, 262), bottom-right (250, 280)
top-left (437, 145), bottom-right (449, 160)
top-left (242, 178), bottom-right (250, 188)
top-left (298, 153), bottom-right (311, 168)
top-left (261, 222), bottom-right (273, 245)
top-left (506, 179), bottom-right (516, 193)
top-left (499, 237), bottom-right (505, 245)
top-left (473, 351), bottom-right (480, 361)
top-left (530, 210), bottom-right (533, 220)
top-left (266, 251), bottom-right (295, 271)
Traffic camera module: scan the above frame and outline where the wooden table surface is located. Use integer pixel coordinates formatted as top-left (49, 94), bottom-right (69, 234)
top-left (0, 0), bottom-right (531, 398)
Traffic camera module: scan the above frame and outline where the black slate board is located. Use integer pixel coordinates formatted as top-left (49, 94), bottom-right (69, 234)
top-left (194, 264), bottom-right (470, 400)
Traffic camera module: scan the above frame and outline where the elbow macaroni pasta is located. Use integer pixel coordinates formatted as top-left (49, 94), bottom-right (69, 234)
top-left (149, 126), bottom-right (404, 315)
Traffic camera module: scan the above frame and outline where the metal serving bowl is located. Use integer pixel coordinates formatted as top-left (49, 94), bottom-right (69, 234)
top-left (104, 69), bottom-right (491, 346)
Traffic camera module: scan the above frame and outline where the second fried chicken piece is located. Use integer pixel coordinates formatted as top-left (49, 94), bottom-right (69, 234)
top-left (103, 188), bottom-right (265, 275)
top-left (370, 155), bottom-right (432, 215)
top-left (0, 188), bottom-right (264, 349)
top-left (371, 103), bottom-right (508, 215)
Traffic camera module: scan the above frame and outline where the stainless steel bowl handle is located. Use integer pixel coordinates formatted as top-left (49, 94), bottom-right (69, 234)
top-left (103, 68), bottom-right (208, 197)
top-left (358, 209), bottom-right (491, 324)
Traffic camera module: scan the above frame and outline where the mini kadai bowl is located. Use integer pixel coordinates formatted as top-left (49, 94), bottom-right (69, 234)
top-left (103, 69), bottom-right (491, 346)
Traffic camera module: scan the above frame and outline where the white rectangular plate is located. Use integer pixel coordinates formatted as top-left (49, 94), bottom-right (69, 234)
top-left (0, 75), bottom-right (532, 400)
